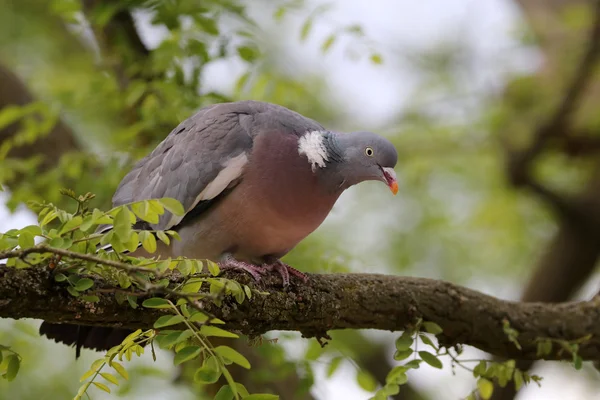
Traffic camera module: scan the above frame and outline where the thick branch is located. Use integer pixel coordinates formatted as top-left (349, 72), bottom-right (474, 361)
top-left (1, 265), bottom-right (599, 362)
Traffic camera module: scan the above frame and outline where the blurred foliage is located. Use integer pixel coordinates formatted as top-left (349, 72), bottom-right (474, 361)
top-left (2, 0), bottom-right (600, 399)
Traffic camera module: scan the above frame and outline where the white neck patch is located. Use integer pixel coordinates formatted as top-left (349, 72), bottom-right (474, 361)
top-left (298, 130), bottom-right (329, 172)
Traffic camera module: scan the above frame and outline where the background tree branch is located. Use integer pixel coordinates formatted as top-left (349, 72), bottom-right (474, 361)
top-left (491, 1), bottom-right (600, 398)
top-left (0, 63), bottom-right (80, 171)
top-left (1, 265), bottom-right (599, 362)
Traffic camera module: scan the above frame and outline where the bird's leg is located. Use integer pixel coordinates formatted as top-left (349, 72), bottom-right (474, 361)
top-left (218, 253), bottom-right (264, 281)
top-left (262, 256), bottom-right (309, 286)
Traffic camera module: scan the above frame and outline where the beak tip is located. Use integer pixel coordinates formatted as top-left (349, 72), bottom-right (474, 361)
top-left (390, 181), bottom-right (399, 195)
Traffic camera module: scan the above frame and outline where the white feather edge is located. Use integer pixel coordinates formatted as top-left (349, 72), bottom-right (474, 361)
top-left (298, 130), bottom-right (329, 172)
top-left (97, 152), bottom-right (249, 254)
top-left (164, 152), bottom-right (249, 229)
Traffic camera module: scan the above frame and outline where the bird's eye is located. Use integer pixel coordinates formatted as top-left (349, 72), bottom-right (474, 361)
top-left (365, 147), bottom-right (374, 157)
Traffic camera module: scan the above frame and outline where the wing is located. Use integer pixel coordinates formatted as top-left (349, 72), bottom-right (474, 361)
top-left (112, 103), bottom-right (255, 231)
top-left (103, 100), bottom-right (324, 235)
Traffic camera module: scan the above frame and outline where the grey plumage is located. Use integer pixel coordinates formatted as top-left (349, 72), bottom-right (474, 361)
top-left (113, 101), bottom-right (324, 231)
top-left (40, 100), bottom-right (398, 355)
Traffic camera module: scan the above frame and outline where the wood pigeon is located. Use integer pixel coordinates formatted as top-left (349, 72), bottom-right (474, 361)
top-left (39, 100), bottom-right (398, 355)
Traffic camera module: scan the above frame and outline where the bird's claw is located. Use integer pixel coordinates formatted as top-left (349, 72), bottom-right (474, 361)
top-left (262, 259), bottom-right (309, 287)
top-left (218, 254), bottom-right (308, 287)
top-left (218, 257), bottom-right (264, 282)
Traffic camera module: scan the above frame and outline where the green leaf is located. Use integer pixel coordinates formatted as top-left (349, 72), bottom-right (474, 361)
top-left (473, 360), bottom-right (487, 377)
top-left (18, 232), bottom-right (35, 249)
top-left (142, 298), bottom-right (171, 309)
top-left (156, 260), bottom-right (170, 273)
top-left (237, 45), bottom-right (259, 62)
top-left (300, 18), bottom-right (312, 41)
top-left (166, 230), bottom-right (181, 241)
top-left (393, 349), bottom-right (413, 361)
top-left (321, 34), bottom-right (336, 53)
top-left (100, 372), bottom-right (119, 385)
top-left (60, 215), bottom-right (83, 234)
top-left (113, 208), bottom-right (132, 242)
top-left (54, 273), bottom-right (68, 282)
top-left (370, 53), bottom-right (383, 64)
top-left (200, 325), bottom-right (239, 338)
top-left (173, 346), bottom-right (202, 365)
top-left (514, 369), bottom-right (524, 391)
top-left (214, 385), bottom-right (234, 400)
top-left (196, 16), bottom-right (219, 35)
top-left (93, 382), bottom-right (111, 393)
top-left (48, 236), bottom-right (64, 248)
top-left (157, 330), bottom-right (194, 349)
top-left (194, 357), bottom-right (222, 384)
top-left (117, 273), bottom-right (131, 289)
top-left (189, 312), bottom-right (209, 323)
top-left (477, 378), bottom-right (494, 400)
top-left (418, 351), bottom-right (443, 369)
top-left (20, 225), bottom-right (42, 237)
top-left (74, 278), bottom-right (94, 292)
top-left (111, 362), bottom-right (129, 380)
top-left (386, 366), bottom-right (408, 385)
top-left (82, 295), bottom-right (100, 303)
top-left (182, 280), bottom-right (203, 293)
top-left (207, 260), bottom-right (220, 276)
top-left (159, 198), bottom-right (185, 216)
top-left (419, 333), bottom-right (435, 348)
top-left (67, 286), bottom-right (80, 297)
top-left (178, 259), bottom-right (192, 276)
top-left (326, 356), bottom-right (343, 378)
top-left (80, 216), bottom-right (95, 232)
top-left (395, 335), bottom-right (413, 351)
top-left (573, 354), bottom-right (583, 370)
top-left (5, 354), bottom-right (20, 381)
top-left (381, 383), bottom-right (400, 396)
top-left (156, 230), bottom-right (170, 245)
top-left (125, 231), bottom-right (139, 253)
top-left (403, 359), bottom-right (421, 370)
top-left (214, 345), bottom-right (251, 369)
top-left (536, 340), bottom-right (552, 357)
top-left (422, 321), bottom-right (443, 335)
top-left (153, 315), bottom-right (184, 329)
top-left (0, 106), bottom-right (25, 130)
top-left (131, 201), bottom-right (150, 221)
top-left (356, 369), bottom-right (377, 392)
top-left (139, 231), bottom-right (157, 253)
top-left (244, 285), bottom-right (252, 300)
top-left (79, 367), bottom-right (97, 382)
top-left (244, 395), bottom-right (280, 400)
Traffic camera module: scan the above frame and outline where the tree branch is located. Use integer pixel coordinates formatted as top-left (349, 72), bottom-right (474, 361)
top-left (0, 63), bottom-right (80, 171)
top-left (507, 0), bottom-right (600, 188)
top-left (1, 265), bottom-right (599, 362)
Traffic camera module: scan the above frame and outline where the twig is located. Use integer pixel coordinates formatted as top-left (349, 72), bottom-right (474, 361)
top-left (0, 245), bottom-right (152, 275)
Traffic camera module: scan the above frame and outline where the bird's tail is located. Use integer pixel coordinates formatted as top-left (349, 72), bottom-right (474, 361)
top-left (39, 322), bottom-right (134, 359)
top-left (39, 225), bottom-right (140, 357)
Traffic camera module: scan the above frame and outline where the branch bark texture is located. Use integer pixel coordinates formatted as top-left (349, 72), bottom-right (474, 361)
top-left (1, 265), bottom-right (599, 362)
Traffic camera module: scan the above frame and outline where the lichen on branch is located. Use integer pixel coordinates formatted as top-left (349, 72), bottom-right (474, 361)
top-left (1, 258), bottom-right (599, 362)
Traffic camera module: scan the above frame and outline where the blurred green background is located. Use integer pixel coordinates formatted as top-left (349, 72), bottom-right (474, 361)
top-left (1, 0), bottom-right (600, 399)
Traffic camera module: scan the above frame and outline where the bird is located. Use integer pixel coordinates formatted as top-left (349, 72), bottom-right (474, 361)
top-left (39, 100), bottom-right (398, 356)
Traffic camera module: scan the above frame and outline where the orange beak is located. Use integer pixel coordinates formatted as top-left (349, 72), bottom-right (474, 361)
top-left (382, 167), bottom-right (398, 195)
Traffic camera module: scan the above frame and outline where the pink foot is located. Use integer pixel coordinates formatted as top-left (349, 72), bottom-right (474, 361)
top-left (263, 258), bottom-right (309, 286)
top-left (218, 254), bottom-right (263, 281)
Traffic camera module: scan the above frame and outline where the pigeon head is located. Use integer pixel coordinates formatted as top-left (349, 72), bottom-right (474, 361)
top-left (298, 130), bottom-right (398, 194)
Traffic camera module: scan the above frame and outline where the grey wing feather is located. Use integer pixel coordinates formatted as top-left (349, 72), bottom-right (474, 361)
top-left (109, 100), bottom-right (324, 232)
top-left (112, 103), bottom-right (255, 230)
